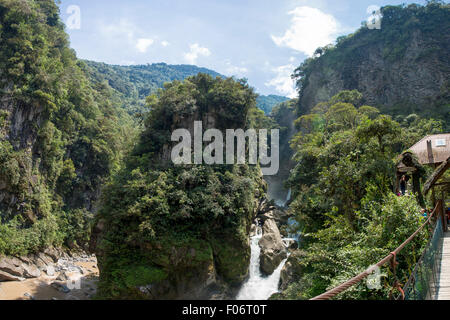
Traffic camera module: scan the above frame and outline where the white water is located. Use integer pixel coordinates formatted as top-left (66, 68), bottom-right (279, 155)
top-left (285, 188), bottom-right (291, 205)
top-left (274, 188), bottom-right (292, 208)
top-left (236, 228), bottom-right (288, 300)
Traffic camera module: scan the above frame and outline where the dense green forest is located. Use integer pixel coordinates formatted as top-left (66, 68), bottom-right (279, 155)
top-left (271, 89), bottom-right (445, 299)
top-left (0, 0), bottom-right (133, 255)
top-left (85, 61), bottom-right (222, 115)
top-left (85, 61), bottom-right (287, 116)
top-left (274, 2), bottom-right (450, 299)
top-left (293, 2), bottom-right (450, 130)
top-left (0, 0), bottom-right (448, 302)
top-left (256, 95), bottom-right (290, 115)
top-left (94, 74), bottom-right (268, 298)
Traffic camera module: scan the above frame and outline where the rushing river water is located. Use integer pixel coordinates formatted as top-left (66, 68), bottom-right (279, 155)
top-left (236, 228), bottom-right (288, 300)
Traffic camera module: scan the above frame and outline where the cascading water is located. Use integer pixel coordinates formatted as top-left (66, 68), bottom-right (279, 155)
top-left (236, 227), bottom-right (288, 300)
top-left (285, 188), bottom-right (291, 206)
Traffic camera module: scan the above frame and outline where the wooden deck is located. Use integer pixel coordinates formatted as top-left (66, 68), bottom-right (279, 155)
top-left (437, 232), bottom-right (450, 300)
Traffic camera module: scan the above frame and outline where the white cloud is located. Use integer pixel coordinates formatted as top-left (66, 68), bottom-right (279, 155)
top-left (161, 40), bottom-right (170, 47)
top-left (99, 19), bottom-right (137, 42)
top-left (265, 64), bottom-right (297, 98)
top-left (271, 6), bottom-right (339, 56)
top-left (136, 38), bottom-right (154, 53)
top-left (224, 60), bottom-right (248, 77)
top-left (184, 43), bottom-right (211, 64)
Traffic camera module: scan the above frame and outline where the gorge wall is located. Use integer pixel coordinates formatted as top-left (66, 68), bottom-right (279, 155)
top-left (294, 4), bottom-right (449, 127)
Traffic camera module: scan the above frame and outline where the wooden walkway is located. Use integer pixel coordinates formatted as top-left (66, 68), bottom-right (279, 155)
top-left (437, 232), bottom-right (450, 300)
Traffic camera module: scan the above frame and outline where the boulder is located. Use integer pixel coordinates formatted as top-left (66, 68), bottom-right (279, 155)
top-left (272, 209), bottom-right (293, 225)
top-left (258, 210), bottom-right (274, 222)
top-left (51, 281), bottom-right (71, 293)
top-left (46, 265), bottom-right (56, 276)
top-left (43, 247), bottom-right (60, 263)
top-left (57, 271), bottom-right (70, 281)
top-left (0, 270), bottom-right (25, 282)
top-left (258, 219), bottom-right (287, 275)
top-left (0, 257), bottom-right (25, 277)
top-left (36, 252), bottom-right (54, 266)
top-left (22, 264), bottom-right (41, 278)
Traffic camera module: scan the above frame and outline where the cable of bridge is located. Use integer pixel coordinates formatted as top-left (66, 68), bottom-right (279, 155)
top-left (310, 201), bottom-right (442, 300)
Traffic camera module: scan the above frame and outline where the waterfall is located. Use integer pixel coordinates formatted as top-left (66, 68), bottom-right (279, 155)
top-left (273, 188), bottom-right (292, 208)
top-left (236, 227), bottom-right (288, 300)
top-left (285, 188), bottom-right (291, 205)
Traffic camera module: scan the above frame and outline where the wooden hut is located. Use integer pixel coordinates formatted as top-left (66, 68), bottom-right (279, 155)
top-left (397, 133), bottom-right (450, 228)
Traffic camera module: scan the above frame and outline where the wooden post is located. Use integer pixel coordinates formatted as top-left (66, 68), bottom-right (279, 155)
top-left (442, 193), bottom-right (447, 233)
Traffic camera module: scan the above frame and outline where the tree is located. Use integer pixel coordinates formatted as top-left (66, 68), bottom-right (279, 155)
top-left (356, 115), bottom-right (400, 153)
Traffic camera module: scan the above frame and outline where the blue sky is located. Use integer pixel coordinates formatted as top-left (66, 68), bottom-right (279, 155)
top-left (58, 0), bottom-right (429, 97)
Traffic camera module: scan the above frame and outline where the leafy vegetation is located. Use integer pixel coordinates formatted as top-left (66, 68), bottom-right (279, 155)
top-left (276, 90), bottom-right (444, 299)
top-left (293, 2), bottom-right (450, 129)
top-left (256, 95), bottom-right (289, 115)
top-left (0, 0), bottom-right (133, 255)
top-left (85, 61), bottom-right (223, 115)
top-left (95, 74), bottom-right (268, 298)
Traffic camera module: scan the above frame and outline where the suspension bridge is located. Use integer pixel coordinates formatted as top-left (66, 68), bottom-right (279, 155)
top-left (310, 199), bottom-right (449, 300)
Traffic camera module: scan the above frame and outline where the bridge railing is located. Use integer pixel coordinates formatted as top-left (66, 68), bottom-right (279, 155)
top-left (310, 200), bottom-right (443, 300)
top-left (401, 217), bottom-right (443, 300)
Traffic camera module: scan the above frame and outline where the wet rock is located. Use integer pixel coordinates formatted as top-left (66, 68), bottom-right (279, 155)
top-left (272, 209), bottom-right (293, 225)
top-left (24, 292), bottom-right (35, 300)
top-left (51, 281), bottom-right (71, 293)
top-left (258, 219), bottom-right (287, 275)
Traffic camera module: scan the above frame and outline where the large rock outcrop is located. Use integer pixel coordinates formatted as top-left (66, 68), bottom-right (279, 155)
top-left (92, 74), bottom-right (267, 299)
top-left (259, 219), bottom-right (287, 275)
top-left (295, 4), bottom-right (449, 127)
top-left (0, 247), bottom-right (92, 282)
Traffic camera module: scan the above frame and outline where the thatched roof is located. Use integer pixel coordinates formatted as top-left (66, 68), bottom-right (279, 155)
top-left (398, 133), bottom-right (450, 171)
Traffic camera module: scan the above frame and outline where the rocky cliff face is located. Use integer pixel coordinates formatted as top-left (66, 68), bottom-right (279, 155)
top-left (0, 0), bottom-right (121, 256)
top-left (295, 4), bottom-right (449, 125)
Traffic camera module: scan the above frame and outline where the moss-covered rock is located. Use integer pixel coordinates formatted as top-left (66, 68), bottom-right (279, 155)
top-left (94, 74), bottom-right (269, 299)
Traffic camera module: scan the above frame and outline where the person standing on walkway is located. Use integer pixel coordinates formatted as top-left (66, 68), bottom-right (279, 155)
top-left (400, 175), bottom-right (407, 196)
